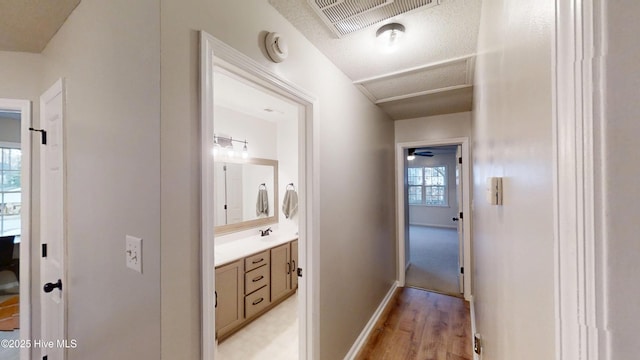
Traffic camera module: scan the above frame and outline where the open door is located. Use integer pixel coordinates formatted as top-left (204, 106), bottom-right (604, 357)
top-left (40, 79), bottom-right (66, 360)
top-left (455, 145), bottom-right (464, 294)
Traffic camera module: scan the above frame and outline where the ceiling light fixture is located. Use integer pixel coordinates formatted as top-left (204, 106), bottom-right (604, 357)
top-left (376, 23), bottom-right (405, 50)
top-left (407, 148), bottom-right (416, 161)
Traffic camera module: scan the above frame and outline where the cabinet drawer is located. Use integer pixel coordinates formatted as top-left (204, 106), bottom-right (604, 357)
top-left (245, 285), bottom-right (270, 318)
top-left (245, 265), bottom-right (270, 295)
top-left (245, 250), bottom-right (269, 272)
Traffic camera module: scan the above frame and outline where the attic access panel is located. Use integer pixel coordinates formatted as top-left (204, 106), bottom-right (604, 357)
top-left (308, 0), bottom-right (441, 38)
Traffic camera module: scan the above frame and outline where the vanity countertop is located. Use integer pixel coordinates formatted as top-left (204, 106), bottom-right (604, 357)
top-left (215, 232), bottom-right (298, 267)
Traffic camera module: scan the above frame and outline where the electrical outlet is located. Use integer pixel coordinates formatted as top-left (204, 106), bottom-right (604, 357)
top-left (126, 235), bottom-right (142, 273)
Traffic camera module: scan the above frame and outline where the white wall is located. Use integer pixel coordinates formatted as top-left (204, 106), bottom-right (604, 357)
top-left (395, 112), bottom-right (472, 142)
top-left (471, 0), bottom-right (555, 359)
top-left (214, 105), bottom-right (278, 159)
top-left (407, 152), bottom-right (458, 228)
top-left (160, 1), bottom-right (396, 359)
top-left (40, 0), bottom-right (161, 359)
top-left (601, 1), bottom-right (640, 356)
top-left (277, 108), bottom-right (299, 231)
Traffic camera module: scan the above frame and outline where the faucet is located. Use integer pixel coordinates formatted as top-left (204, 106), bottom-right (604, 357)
top-left (259, 227), bottom-right (272, 237)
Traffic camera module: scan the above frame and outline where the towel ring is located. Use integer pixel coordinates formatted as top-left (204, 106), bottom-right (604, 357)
top-left (259, 183), bottom-right (266, 190)
top-left (286, 183), bottom-right (295, 190)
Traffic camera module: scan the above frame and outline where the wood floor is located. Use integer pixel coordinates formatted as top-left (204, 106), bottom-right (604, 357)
top-left (356, 287), bottom-right (472, 360)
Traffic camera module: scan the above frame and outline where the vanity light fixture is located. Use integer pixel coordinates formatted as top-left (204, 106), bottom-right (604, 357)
top-left (407, 148), bottom-right (416, 161)
top-left (213, 134), bottom-right (249, 159)
top-left (376, 22), bottom-right (405, 50)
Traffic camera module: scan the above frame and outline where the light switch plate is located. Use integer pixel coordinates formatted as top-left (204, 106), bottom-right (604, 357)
top-left (126, 235), bottom-right (142, 273)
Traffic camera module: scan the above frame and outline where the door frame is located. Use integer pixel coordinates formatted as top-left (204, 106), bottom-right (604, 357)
top-left (0, 98), bottom-right (32, 360)
top-left (553, 0), bottom-right (603, 358)
top-left (200, 32), bottom-right (320, 359)
top-left (395, 137), bottom-right (471, 300)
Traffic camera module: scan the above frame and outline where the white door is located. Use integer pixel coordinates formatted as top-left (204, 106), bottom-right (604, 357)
top-left (40, 79), bottom-right (66, 360)
top-left (455, 145), bottom-right (464, 294)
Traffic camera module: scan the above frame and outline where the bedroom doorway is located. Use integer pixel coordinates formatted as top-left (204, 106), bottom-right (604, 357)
top-left (396, 137), bottom-right (471, 301)
top-left (404, 145), bottom-right (461, 296)
top-left (0, 98), bottom-right (32, 360)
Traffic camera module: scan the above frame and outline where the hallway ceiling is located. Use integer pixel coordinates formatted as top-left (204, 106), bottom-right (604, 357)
top-left (269, 0), bottom-right (482, 120)
top-left (0, 0), bottom-right (81, 53)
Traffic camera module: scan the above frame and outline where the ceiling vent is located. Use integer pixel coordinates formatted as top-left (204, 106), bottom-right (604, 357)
top-left (308, 0), bottom-right (441, 38)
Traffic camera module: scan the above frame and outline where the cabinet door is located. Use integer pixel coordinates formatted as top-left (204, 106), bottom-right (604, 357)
top-left (291, 240), bottom-right (299, 290)
top-left (270, 243), bottom-right (291, 302)
top-left (215, 260), bottom-right (244, 337)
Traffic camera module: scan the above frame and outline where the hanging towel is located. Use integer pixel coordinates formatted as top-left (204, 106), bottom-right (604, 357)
top-left (256, 189), bottom-right (269, 216)
top-left (282, 189), bottom-right (298, 219)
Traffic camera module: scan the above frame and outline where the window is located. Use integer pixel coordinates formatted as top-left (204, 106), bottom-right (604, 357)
top-left (0, 146), bottom-right (21, 236)
top-left (407, 165), bottom-right (447, 206)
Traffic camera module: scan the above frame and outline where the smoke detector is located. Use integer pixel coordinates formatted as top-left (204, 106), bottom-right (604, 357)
top-left (265, 32), bottom-right (288, 63)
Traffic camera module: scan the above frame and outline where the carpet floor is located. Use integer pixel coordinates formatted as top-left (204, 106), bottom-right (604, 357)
top-left (405, 225), bottom-right (461, 297)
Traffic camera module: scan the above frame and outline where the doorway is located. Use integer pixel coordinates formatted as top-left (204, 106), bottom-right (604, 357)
top-left (396, 138), bottom-right (471, 301)
top-left (0, 98), bottom-right (31, 360)
top-left (404, 145), bottom-right (461, 296)
top-left (200, 32), bottom-right (319, 360)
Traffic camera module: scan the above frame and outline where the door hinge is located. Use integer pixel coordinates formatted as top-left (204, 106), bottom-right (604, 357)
top-left (297, 267), bottom-right (302, 277)
top-left (458, 157), bottom-right (462, 164)
top-left (42, 244), bottom-right (48, 258)
top-left (459, 212), bottom-right (463, 219)
top-left (460, 267), bottom-right (464, 274)
top-left (223, 204), bottom-right (227, 210)
top-left (43, 356), bottom-right (48, 360)
top-left (474, 334), bottom-right (482, 355)
top-left (29, 127), bottom-right (47, 145)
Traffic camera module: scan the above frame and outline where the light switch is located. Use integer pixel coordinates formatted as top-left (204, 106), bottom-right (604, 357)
top-left (126, 235), bottom-right (143, 273)
top-left (486, 177), bottom-right (503, 205)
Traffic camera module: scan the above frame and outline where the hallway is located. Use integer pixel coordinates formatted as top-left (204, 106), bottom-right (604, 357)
top-left (356, 287), bottom-right (472, 360)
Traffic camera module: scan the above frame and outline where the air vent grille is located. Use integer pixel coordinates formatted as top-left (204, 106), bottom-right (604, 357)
top-left (308, 0), bottom-right (440, 37)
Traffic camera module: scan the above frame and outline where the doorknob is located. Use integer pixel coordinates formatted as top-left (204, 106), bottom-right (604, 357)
top-left (43, 279), bottom-right (62, 293)
top-left (452, 217), bottom-right (459, 221)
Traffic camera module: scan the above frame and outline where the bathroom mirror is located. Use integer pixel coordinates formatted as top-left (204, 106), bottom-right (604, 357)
top-left (213, 157), bottom-right (279, 234)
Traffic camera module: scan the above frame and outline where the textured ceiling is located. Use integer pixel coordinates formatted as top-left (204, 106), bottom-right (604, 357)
top-left (0, 0), bottom-right (81, 53)
top-left (269, 0), bottom-right (482, 119)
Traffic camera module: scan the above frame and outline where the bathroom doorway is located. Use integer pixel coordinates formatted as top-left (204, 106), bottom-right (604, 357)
top-left (200, 32), bottom-right (318, 360)
top-left (396, 138), bottom-right (471, 301)
top-left (0, 98), bottom-right (32, 360)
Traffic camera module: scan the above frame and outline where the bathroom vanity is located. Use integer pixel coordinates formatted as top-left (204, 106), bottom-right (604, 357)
top-left (215, 233), bottom-right (298, 340)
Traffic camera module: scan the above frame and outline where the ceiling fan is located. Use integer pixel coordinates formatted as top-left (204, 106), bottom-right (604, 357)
top-left (407, 148), bottom-right (434, 160)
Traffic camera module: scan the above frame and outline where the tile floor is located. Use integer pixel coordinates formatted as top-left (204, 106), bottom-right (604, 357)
top-left (216, 293), bottom-right (298, 359)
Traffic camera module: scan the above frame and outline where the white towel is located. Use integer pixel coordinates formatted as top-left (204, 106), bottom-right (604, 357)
top-left (282, 189), bottom-right (298, 219)
top-left (256, 189), bottom-right (269, 216)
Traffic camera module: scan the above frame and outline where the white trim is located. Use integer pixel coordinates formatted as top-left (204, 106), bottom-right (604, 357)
top-left (0, 141), bottom-right (20, 148)
top-left (0, 98), bottom-right (31, 360)
top-left (200, 32), bottom-right (320, 360)
top-left (343, 281), bottom-right (399, 360)
top-left (409, 222), bottom-right (457, 229)
top-left (553, 0), bottom-right (603, 359)
top-left (199, 32), bottom-right (216, 360)
top-left (353, 54), bottom-right (476, 84)
top-left (396, 137), bottom-right (471, 300)
top-left (470, 296), bottom-right (480, 360)
top-left (374, 84), bottom-right (473, 104)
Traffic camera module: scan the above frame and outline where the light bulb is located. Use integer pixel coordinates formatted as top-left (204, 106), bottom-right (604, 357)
top-left (407, 154), bottom-right (415, 161)
top-left (242, 144), bottom-right (249, 159)
top-left (227, 147), bottom-right (235, 157)
top-left (212, 146), bottom-right (218, 157)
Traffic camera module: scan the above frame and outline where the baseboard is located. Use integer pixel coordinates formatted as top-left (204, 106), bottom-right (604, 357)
top-left (343, 281), bottom-right (399, 360)
top-left (409, 222), bottom-right (457, 229)
top-left (470, 295), bottom-right (480, 360)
